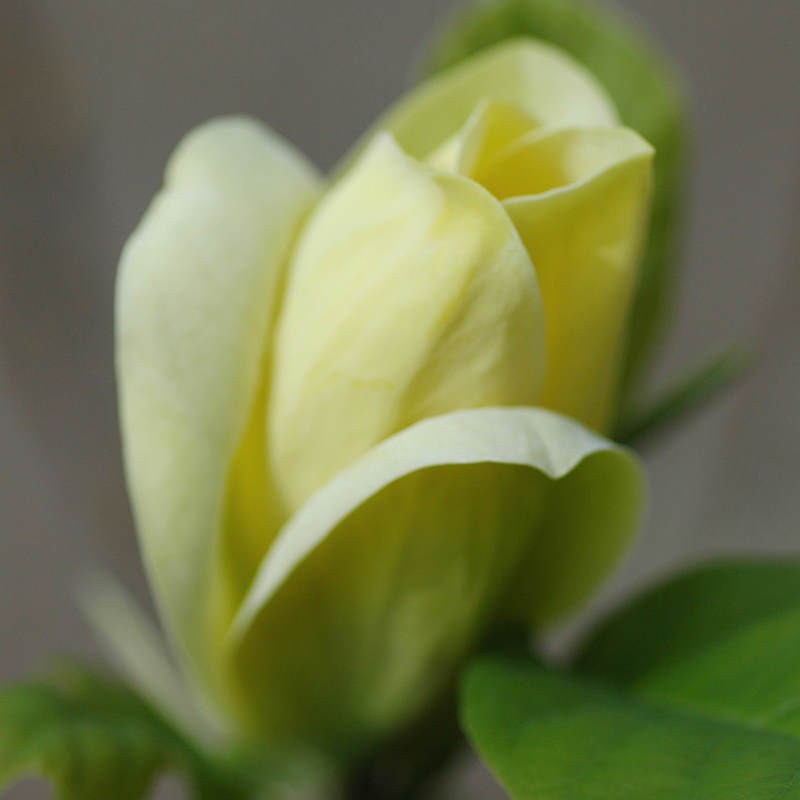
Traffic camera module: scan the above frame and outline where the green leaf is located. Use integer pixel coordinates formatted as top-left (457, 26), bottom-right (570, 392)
top-left (577, 559), bottom-right (800, 730)
top-left (463, 658), bottom-right (800, 800)
top-left (465, 562), bottom-right (800, 797)
top-left (0, 665), bottom-right (253, 800)
top-left (578, 559), bottom-right (800, 684)
top-left (421, 0), bottom-right (689, 403)
top-left (614, 345), bottom-right (752, 446)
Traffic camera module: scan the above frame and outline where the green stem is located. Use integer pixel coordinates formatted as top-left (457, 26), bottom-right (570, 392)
top-left (615, 343), bottom-right (752, 447)
top-left (342, 740), bottom-right (465, 800)
top-left (341, 627), bottom-right (531, 800)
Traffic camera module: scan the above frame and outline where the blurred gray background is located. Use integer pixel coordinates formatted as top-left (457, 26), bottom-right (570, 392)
top-left (1, 0), bottom-right (798, 797)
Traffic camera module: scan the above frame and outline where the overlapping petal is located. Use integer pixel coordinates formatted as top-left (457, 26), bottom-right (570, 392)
top-left (116, 117), bottom-right (322, 691)
top-left (502, 128), bottom-right (653, 429)
top-left (424, 103), bottom-right (654, 432)
top-left (268, 134), bottom-right (545, 510)
top-left (368, 39), bottom-right (617, 162)
top-left (226, 407), bottom-right (643, 756)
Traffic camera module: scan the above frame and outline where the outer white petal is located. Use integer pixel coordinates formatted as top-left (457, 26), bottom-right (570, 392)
top-left (116, 117), bottom-right (322, 693)
top-left (227, 407), bottom-right (643, 757)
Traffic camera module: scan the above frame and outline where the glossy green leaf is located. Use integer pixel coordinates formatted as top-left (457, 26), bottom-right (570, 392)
top-left (463, 658), bottom-right (800, 800)
top-left (422, 0), bottom-right (689, 403)
top-left (577, 560), bottom-right (800, 688)
top-left (0, 666), bottom-right (251, 800)
top-left (578, 560), bottom-right (800, 720)
top-left (466, 562), bottom-right (800, 797)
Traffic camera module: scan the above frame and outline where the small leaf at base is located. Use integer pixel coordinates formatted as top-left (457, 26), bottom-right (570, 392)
top-left (0, 665), bottom-right (252, 800)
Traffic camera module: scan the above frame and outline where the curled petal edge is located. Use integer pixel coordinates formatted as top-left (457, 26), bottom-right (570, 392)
top-left (224, 408), bottom-right (644, 753)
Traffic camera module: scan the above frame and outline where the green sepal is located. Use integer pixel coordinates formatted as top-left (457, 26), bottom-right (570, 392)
top-left (614, 344), bottom-right (752, 447)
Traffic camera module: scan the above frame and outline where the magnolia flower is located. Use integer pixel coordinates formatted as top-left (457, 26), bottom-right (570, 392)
top-left (116, 40), bottom-right (650, 760)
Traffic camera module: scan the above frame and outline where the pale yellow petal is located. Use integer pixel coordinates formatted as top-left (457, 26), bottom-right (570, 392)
top-left (364, 39), bottom-right (617, 164)
top-left (116, 117), bottom-right (322, 693)
top-left (268, 134), bottom-right (545, 511)
top-left (502, 128), bottom-right (654, 430)
top-left (226, 407), bottom-right (643, 757)
top-left (426, 99), bottom-right (538, 174)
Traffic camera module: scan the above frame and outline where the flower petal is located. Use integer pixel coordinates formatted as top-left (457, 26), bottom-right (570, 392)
top-left (116, 117), bottom-right (322, 690)
top-left (425, 99), bottom-right (538, 174)
top-left (502, 128), bottom-right (654, 430)
top-left (228, 407), bottom-right (643, 757)
top-left (365, 39), bottom-right (617, 163)
top-left (268, 134), bottom-right (545, 511)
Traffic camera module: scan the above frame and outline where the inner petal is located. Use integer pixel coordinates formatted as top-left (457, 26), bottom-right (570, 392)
top-left (476, 126), bottom-right (651, 200)
top-left (267, 134), bottom-right (545, 512)
top-left (426, 100), bottom-right (539, 176)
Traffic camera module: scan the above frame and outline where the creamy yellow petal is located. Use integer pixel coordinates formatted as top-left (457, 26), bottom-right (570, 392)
top-left (227, 407), bottom-right (643, 757)
top-left (363, 39), bottom-right (617, 164)
top-left (116, 117), bottom-right (322, 692)
top-left (426, 99), bottom-right (538, 174)
top-left (268, 134), bottom-right (545, 511)
top-left (501, 128), bottom-right (654, 430)
top-left (479, 125), bottom-right (649, 198)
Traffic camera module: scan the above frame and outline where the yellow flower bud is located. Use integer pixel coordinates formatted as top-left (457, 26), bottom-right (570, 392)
top-left (115, 40), bottom-right (648, 759)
